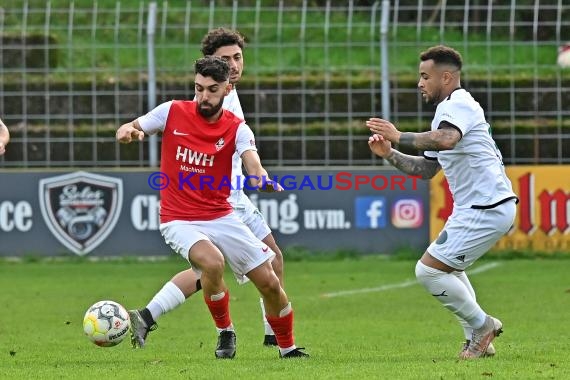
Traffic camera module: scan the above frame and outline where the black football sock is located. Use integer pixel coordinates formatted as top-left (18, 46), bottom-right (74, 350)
top-left (139, 308), bottom-right (155, 326)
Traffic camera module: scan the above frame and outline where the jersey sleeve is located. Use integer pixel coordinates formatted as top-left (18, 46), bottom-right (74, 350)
top-left (223, 90), bottom-right (245, 120)
top-left (137, 101), bottom-right (172, 135)
top-left (423, 151), bottom-right (438, 160)
top-left (434, 100), bottom-right (472, 137)
top-left (235, 122), bottom-right (257, 157)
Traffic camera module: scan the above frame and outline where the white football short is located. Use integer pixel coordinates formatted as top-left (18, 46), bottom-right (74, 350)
top-left (427, 199), bottom-right (516, 270)
top-left (159, 212), bottom-right (275, 284)
top-left (229, 190), bottom-right (272, 241)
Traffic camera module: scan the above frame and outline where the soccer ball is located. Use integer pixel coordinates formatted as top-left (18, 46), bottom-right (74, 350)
top-left (83, 300), bottom-right (130, 347)
top-left (557, 43), bottom-right (570, 68)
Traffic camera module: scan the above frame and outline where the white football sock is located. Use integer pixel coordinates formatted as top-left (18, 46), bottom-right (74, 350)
top-left (279, 345), bottom-right (297, 356)
top-left (452, 270), bottom-right (477, 340)
top-left (260, 298), bottom-right (275, 335)
top-left (415, 261), bottom-right (487, 329)
top-left (279, 302), bottom-right (292, 317)
top-left (146, 281), bottom-right (186, 322)
top-left (210, 291), bottom-right (225, 301)
top-left (215, 324), bottom-right (235, 334)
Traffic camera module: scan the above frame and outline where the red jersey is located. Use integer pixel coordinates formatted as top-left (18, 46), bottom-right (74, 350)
top-left (159, 100), bottom-right (243, 223)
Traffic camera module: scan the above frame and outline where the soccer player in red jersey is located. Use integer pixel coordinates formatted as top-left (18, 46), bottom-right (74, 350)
top-left (127, 28), bottom-right (285, 349)
top-left (116, 56), bottom-right (308, 359)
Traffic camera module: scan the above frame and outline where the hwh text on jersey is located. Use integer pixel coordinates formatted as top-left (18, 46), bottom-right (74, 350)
top-left (176, 146), bottom-right (214, 167)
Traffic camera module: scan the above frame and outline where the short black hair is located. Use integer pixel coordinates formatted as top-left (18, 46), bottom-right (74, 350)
top-left (194, 56), bottom-right (230, 83)
top-left (420, 45), bottom-right (463, 71)
top-left (201, 28), bottom-right (246, 56)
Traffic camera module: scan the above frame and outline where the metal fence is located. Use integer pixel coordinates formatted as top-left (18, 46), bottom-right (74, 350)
top-left (0, 0), bottom-right (569, 168)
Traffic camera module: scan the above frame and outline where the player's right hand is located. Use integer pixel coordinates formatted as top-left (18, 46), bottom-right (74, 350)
top-left (116, 124), bottom-right (145, 144)
top-left (259, 179), bottom-right (284, 193)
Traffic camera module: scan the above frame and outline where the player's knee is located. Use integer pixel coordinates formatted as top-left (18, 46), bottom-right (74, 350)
top-left (202, 255), bottom-right (225, 277)
top-left (256, 272), bottom-right (281, 297)
top-left (415, 260), bottom-right (448, 295)
top-left (415, 260), bottom-right (432, 285)
top-left (272, 246), bottom-right (283, 259)
top-left (270, 255), bottom-right (283, 271)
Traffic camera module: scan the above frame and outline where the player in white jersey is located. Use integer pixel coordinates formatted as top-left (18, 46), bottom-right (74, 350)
top-left (116, 56), bottom-right (307, 359)
top-left (127, 28), bottom-right (286, 349)
top-left (366, 45), bottom-right (517, 359)
top-left (0, 117), bottom-right (9, 155)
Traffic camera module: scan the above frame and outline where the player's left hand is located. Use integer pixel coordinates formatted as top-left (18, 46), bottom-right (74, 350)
top-left (368, 134), bottom-right (392, 158)
top-left (366, 118), bottom-right (401, 143)
top-left (259, 179), bottom-right (283, 192)
top-left (0, 142), bottom-right (5, 155)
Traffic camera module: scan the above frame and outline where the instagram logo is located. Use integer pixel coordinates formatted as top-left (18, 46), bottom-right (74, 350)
top-left (391, 198), bottom-right (423, 228)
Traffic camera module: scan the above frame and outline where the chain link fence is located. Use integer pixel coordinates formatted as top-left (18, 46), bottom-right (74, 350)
top-left (0, 0), bottom-right (568, 167)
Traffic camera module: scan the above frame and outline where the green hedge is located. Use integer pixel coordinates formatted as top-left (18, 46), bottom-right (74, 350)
top-left (4, 122), bottom-right (568, 165)
top-left (2, 76), bottom-right (569, 126)
top-left (1, 34), bottom-right (59, 69)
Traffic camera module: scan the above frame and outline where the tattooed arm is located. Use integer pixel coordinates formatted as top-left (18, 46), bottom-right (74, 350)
top-left (367, 118), bottom-right (461, 151)
top-left (368, 134), bottom-right (441, 179)
top-left (385, 149), bottom-right (441, 179)
top-left (398, 123), bottom-right (460, 151)
top-left (366, 117), bottom-right (454, 178)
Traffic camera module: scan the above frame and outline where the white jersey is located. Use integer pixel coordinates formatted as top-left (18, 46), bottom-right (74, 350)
top-left (222, 89), bottom-right (249, 208)
top-left (424, 89), bottom-right (516, 208)
top-left (193, 89), bottom-right (248, 208)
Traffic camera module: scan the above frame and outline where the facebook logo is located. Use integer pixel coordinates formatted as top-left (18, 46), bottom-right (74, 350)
top-left (355, 197), bottom-right (387, 229)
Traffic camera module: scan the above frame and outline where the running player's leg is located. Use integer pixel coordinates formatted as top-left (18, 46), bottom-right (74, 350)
top-left (128, 257), bottom-right (200, 347)
top-left (214, 213), bottom-right (308, 358)
top-left (235, 200), bottom-right (283, 346)
top-left (162, 220), bottom-right (236, 359)
top-left (246, 260), bottom-right (308, 358)
top-left (415, 255), bottom-right (502, 359)
top-left (452, 270), bottom-right (495, 357)
top-left (452, 270), bottom-right (476, 347)
top-left (189, 240), bottom-right (236, 359)
top-left (259, 233), bottom-right (284, 345)
top-left (415, 258), bottom-right (487, 337)
top-left (415, 201), bottom-right (515, 358)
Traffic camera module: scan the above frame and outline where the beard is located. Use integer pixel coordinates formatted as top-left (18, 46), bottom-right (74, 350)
top-left (198, 99), bottom-right (224, 118)
top-left (424, 88), bottom-right (443, 105)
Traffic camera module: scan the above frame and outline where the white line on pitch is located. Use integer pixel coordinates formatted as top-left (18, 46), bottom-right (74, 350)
top-left (321, 261), bottom-right (502, 298)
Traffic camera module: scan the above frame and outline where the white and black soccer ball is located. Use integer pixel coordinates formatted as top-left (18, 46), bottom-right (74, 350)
top-left (557, 43), bottom-right (570, 68)
top-left (83, 300), bottom-right (130, 347)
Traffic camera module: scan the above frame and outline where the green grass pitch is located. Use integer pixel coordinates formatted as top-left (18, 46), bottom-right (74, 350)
top-left (1, 256), bottom-right (568, 379)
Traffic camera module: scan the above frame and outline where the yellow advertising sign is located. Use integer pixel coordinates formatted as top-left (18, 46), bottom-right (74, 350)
top-left (430, 165), bottom-right (570, 253)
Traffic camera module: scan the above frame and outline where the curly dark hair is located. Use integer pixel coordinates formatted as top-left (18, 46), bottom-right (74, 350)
top-left (420, 45), bottom-right (463, 70)
top-left (194, 56), bottom-right (230, 83)
top-left (200, 27), bottom-right (246, 56)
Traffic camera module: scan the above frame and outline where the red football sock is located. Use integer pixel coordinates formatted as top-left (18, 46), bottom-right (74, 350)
top-left (266, 309), bottom-right (295, 348)
top-left (204, 290), bottom-right (232, 329)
